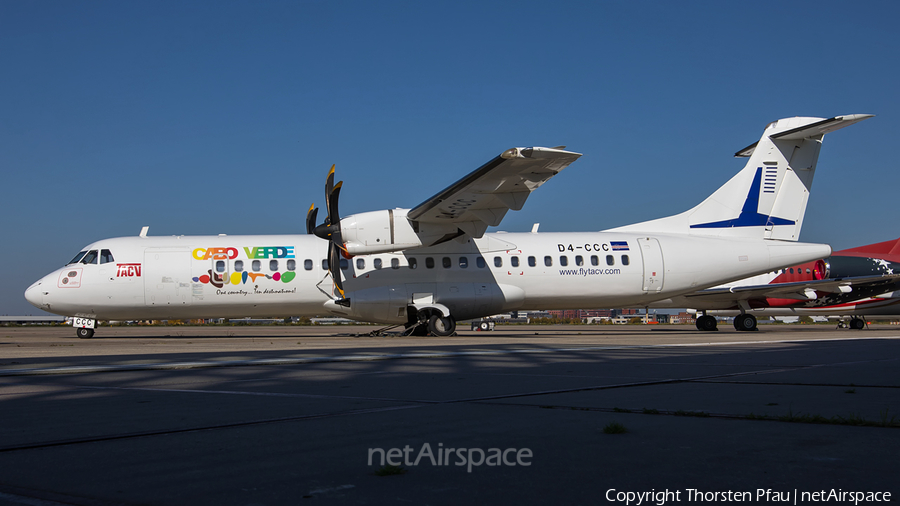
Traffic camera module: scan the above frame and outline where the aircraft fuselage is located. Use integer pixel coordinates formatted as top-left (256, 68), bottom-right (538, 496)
top-left (26, 232), bottom-right (830, 324)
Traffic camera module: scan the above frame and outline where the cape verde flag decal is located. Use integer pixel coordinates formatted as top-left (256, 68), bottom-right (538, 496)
top-left (610, 241), bottom-right (629, 251)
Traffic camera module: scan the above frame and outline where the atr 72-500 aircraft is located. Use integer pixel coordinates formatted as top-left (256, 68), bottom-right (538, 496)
top-left (25, 114), bottom-right (871, 338)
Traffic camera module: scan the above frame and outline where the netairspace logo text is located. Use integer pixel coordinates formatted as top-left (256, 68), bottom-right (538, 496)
top-left (605, 488), bottom-right (892, 505)
top-left (368, 443), bottom-right (532, 473)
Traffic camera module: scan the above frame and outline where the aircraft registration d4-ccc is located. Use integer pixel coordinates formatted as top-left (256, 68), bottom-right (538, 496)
top-left (25, 114), bottom-right (872, 338)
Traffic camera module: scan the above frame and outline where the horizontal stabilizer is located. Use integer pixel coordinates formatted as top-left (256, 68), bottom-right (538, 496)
top-left (735, 114), bottom-right (873, 157)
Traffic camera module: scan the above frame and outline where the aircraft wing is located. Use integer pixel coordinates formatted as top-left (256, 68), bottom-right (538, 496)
top-left (407, 147), bottom-right (582, 238)
top-left (684, 274), bottom-right (900, 306)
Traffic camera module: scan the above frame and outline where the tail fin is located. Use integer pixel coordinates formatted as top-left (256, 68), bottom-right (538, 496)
top-left (608, 114), bottom-right (872, 240)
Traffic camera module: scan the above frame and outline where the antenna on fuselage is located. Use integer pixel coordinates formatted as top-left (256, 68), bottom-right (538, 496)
top-left (139, 226), bottom-right (149, 238)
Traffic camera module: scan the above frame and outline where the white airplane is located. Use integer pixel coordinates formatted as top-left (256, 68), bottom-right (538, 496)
top-left (25, 114), bottom-right (870, 338)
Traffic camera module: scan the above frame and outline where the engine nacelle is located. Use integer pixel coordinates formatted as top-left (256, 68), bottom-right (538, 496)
top-left (340, 208), bottom-right (459, 255)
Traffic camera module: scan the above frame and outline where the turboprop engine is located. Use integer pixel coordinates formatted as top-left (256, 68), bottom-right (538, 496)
top-left (338, 208), bottom-right (459, 256)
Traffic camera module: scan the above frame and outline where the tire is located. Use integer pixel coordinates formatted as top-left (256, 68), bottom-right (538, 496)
top-left (734, 314), bottom-right (757, 331)
top-left (76, 327), bottom-right (94, 339)
top-left (696, 315), bottom-right (717, 331)
top-left (428, 315), bottom-right (456, 337)
top-left (479, 322), bottom-right (490, 331)
top-left (850, 318), bottom-right (865, 330)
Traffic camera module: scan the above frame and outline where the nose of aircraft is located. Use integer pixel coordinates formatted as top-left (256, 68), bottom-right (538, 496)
top-left (24, 280), bottom-right (46, 309)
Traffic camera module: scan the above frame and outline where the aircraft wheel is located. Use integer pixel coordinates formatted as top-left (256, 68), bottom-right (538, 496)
top-left (734, 314), bottom-right (757, 331)
top-left (479, 321), bottom-right (490, 331)
top-left (428, 315), bottom-right (456, 337)
top-left (76, 328), bottom-right (94, 339)
top-left (696, 315), bottom-right (717, 331)
top-left (849, 318), bottom-right (866, 330)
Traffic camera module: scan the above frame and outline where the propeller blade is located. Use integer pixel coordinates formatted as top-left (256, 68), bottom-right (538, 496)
top-left (329, 181), bottom-right (342, 228)
top-left (325, 164), bottom-right (335, 224)
top-left (306, 204), bottom-right (318, 235)
top-left (329, 242), bottom-right (344, 297)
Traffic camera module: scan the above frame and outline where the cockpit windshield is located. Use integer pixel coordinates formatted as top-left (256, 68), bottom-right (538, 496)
top-left (80, 250), bottom-right (99, 265)
top-left (67, 251), bottom-right (88, 265)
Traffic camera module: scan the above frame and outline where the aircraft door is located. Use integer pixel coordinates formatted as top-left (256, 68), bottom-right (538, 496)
top-left (144, 249), bottom-right (193, 307)
top-left (637, 238), bottom-right (665, 293)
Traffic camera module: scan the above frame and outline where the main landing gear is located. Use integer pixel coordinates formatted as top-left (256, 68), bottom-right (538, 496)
top-left (696, 315), bottom-right (718, 331)
top-left (76, 327), bottom-right (94, 339)
top-left (849, 317), bottom-right (866, 330)
top-left (733, 313), bottom-right (758, 332)
top-left (404, 307), bottom-right (457, 337)
top-left (695, 313), bottom-right (758, 332)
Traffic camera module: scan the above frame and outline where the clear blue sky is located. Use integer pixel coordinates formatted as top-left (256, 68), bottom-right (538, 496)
top-left (3, 1), bottom-right (898, 315)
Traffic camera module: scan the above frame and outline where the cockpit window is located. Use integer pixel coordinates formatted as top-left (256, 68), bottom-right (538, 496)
top-left (100, 249), bottom-right (115, 264)
top-left (81, 250), bottom-right (99, 265)
top-left (68, 251), bottom-right (88, 265)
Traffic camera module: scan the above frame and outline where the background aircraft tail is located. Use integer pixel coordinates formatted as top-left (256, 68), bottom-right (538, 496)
top-left (608, 114), bottom-right (872, 240)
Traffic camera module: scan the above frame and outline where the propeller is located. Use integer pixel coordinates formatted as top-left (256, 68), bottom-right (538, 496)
top-left (312, 165), bottom-right (346, 298)
top-left (305, 203), bottom-right (318, 235)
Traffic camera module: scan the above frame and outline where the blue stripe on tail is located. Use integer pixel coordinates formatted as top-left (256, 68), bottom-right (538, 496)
top-left (690, 168), bottom-right (795, 229)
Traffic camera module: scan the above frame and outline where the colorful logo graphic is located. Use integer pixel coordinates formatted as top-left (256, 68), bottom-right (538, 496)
top-left (192, 246), bottom-right (294, 260)
top-left (193, 269), bottom-right (296, 287)
top-left (190, 246), bottom-right (297, 287)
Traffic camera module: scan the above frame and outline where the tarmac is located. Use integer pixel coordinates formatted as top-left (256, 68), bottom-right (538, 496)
top-left (0, 324), bottom-right (898, 505)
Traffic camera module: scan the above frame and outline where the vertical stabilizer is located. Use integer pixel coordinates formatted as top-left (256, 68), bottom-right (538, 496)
top-left (607, 114), bottom-right (872, 240)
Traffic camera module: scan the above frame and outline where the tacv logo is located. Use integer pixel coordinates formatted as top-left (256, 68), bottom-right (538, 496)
top-left (690, 168), bottom-right (795, 229)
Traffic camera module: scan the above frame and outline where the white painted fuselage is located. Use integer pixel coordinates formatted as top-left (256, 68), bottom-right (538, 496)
top-left (26, 232), bottom-right (829, 323)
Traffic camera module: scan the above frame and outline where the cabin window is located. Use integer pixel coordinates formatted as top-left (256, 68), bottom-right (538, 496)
top-left (426, 257), bottom-right (435, 269)
top-left (391, 258), bottom-right (400, 269)
top-left (304, 259), bottom-right (313, 270)
top-left (494, 256), bottom-right (503, 267)
top-left (254, 260), bottom-right (262, 272)
top-left (606, 255), bottom-right (615, 266)
top-left (81, 250), bottom-right (99, 265)
top-left (789, 268), bottom-right (794, 274)
top-left (270, 260), bottom-right (279, 271)
top-left (544, 256), bottom-right (552, 267)
top-left (477, 257), bottom-right (486, 268)
top-left (234, 260), bottom-right (244, 272)
top-left (100, 249), bottom-right (115, 264)
top-left (442, 257), bottom-right (452, 268)
top-left (591, 255), bottom-right (599, 266)
top-left (806, 268), bottom-right (811, 274)
top-left (621, 255), bottom-right (629, 266)
top-left (575, 255), bottom-right (583, 266)
top-left (216, 260), bottom-right (226, 273)
top-left (374, 258), bottom-right (383, 270)
top-left (511, 256), bottom-right (519, 267)
top-left (340, 259), bottom-right (349, 270)
top-left (528, 256), bottom-right (536, 267)
top-left (356, 258), bottom-right (365, 269)
top-left (287, 259), bottom-right (296, 271)
top-left (68, 251), bottom-right (88, 265)
top-left (560, 256), bottom-right (568, 267)
top-left (409, 258), bottom-right (417, 269)
top-left (459, 257), bottom-right (468, 268)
